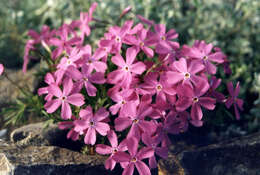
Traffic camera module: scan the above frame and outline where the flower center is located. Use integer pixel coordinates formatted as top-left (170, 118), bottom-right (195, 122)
top-left (67, 59), bottom-right (72, 65)
top-left (140, 42), bottom-right (144, 47)
top-left (115, 36), bottom-right (121, 43)
top-left (83, 77), bottom-right (88, 82)
top-left (121, 100), bottom-right (126, 105)
top-left (124, 66), bottom-right (130, 72)
top-left (193, 97), bottom-right (199, 103)
top-left (203, 56), bottom-right (208, 60)
top-left (61, 96), bottom-right (67, 101)
top-left (184, 72), bottom-right (190, 79)
top-left (112, 148), bottom-right (118, 154)
top-left (131, 157), bottom-right (137, 162)
top-left (133, 119), bottom-right (139, 124)
top-left (161, 36), bottom-right (166, 40)
top-left (87, 60), bottom-right (92, 64)
top-left (156, 84), bottom-right (163, 91)
top-left (89, 121), bottom-right (95, 126)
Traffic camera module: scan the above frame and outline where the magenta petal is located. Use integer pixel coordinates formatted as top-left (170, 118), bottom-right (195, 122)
top-left (190, 120), bottom-right (203, 127)
top-left (234, 82), bottom-right (240, 97)
top-left (111, 55), bottom-right (126, 68)
top-left (73, 120), bottom-right (88, 132)
top-left (96, 144), bottom-right (112, 155)
top-left (48, 84), bottom-right (62, 97)
top-left (95, 122), bottom-right (110, 136)
top-left (227, 82), bottom-right (234, 96)
top-left (109, 103), bottom-right (121, 115)
top-left (191, 103), bottom-right (203, 120)
top-left (84, 127), bottom-right (96, 145)
top-left (85, 81), bottom-right (97, 96)
top-left (79, 106), bottom-right (93, 119)
top-left (67, 93), bottom-right (84, 106)
top-left (45, 99), bottom-right (62, 113)
top-left (149, 156), bottom-right (157, 169)
top-left (142, 46), bottom-right (154, 58)
top-left (208, 52), bottom-right (225, 63)
top-left (155, 147), bottom-right (168, 159)
top-left (174, 58), bottom-right (187, 73)
top-left (199, 97), bottom-right (216, 110)
top-left (225, 97), bottom-right (233, 109)
top-left (113, 151), bottom-right (131, 162)
top-left (38, 87), bottom-right (48, 96)
top-left (137, 147), bottom-right (154, 160)
top-left (188, 61), bottom-right (205, 74)
top-left (131, 62), bottom-right (146, 74)
top-left (126, 47), bottom-right (137, 65)
top-left (93, 61), bottom-right (107, 73)
top-left (61, 102), bottom-right (72, 120)
top-left (93, 48), bottom-right (106, 60)
top-left (236, 99), bottom-right (244, 110)
top-left (115, 117), bottom-right (132, 131)
top-left (67, 66), bottom-right (82, 80)
top-left (107, 70), bottom-right (125, 84)
top-left (95, 107), bottom-right (109, 121)
top-left (234, 105), bottom-right (240, 120)
top-left (205, 61), bottom-right (217, 74)
top-left (165, 71), bottom-right (183, 85)
top-left (105, 157), bottom-right (116, 170)
top-left (63, 78), bottom-right (73, 96)
top-left (90, 72), bottom-right (105, 84)
top-left (107, 130), bottom-right (118, 148)
top-left (122, 163), bottom-right (135, 175)
top-left (127, 137), bottom-right (139, 156)
top-left (135, 161), bottom-right (151, 175)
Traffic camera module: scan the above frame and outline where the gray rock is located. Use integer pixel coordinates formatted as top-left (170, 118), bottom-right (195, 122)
top-left (159, 132), bottom-right (260, 175)
top-left (0, 129), bottom-right (7, 140)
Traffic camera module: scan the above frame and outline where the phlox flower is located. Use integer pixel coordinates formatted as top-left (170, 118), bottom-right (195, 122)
top-left (165, 58), bottom-right (206, 88)
top-left (0, 64), bottom-right (4, 75)
top-left (107, 47), bottom-right (146, 88)
top-left (74, 106), bottom-right (110, 145)
top-left (184, 40), bottom-right (225, 74)
top-left (96, 130), bottom-right (127, 170)
top-left (225, 82), bottom-right (244, 120)
top-left (44, 78), bottom-right (84, 119)
top-left (58, 116), bottom-right (80, 141)
top-left (142, 133), bottom-right (168, 169)
top-left (38, 73), bottom-right (57, 101)
top-left (67, 65), bottom-right (105, 96)
top-left (113, 137), bottom-right (154, 175)
top-left (114, 101), bottom-right (155, 140)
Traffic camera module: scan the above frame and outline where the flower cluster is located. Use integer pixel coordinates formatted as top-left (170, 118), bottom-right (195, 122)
top-left (23, 2), bottom-right (243, 175)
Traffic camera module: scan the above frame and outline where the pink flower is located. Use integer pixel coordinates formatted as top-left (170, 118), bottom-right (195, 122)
top-left (140, 72), bottom-right (176, 108)
top-left (114, 102), bottom-right (155, 140)
top-left (83, 45), bottom-right (107, 73)
top-left (74, 106), bottom-right (110, 145)
top-left (96, 130), bottom-right (127, 170)
top-left (106, 20), bottom-right (134, 54)
top-left (44, 78), bottom-right (84, 119)
top-left (109, 88), bottom-right (138, 117)
top-left (107, 47), bottom-right (146, 88)
top-left (49, 26), bottom-right (81, 59)
top-left (124, 27), bottom-right (154, 58)
top-left (155, 41), bottom-right (180, 64)
top-left (58, 116), bottom-right (80, 141)
top-left (120, 6), bottom-right (132, 18)
top-left (38, 73), bottom-right (57, 101)
top-left (23, 40), bottom-right (35, 73)
top-left (28, 25), bottom-right (53, 44)
top-left (55, 47), bottom-right (83, 83)
top-left (165, 58), bottom-right (206, 88)
top-left (0, 64), bottom-right (4, 75)
top-left (136, 15), bottom-right (155, 26)
top-left (67, 65), bottom-right (105, 96)
top-left (175, 82), bottom-right (216, 121)
top-left (184, 40), bottom-right (225, 74)
top-left (113, 137), bottom-right (154, 175)
top-left (142, 133), bottom-right (168, 169)
top-left (225, 82), bottom-right (243, 120)
top-left (207, 76), bottom-right (225, 102)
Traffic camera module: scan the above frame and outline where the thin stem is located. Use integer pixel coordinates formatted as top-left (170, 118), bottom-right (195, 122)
top-left (3, 73), bottom-right (28, 94)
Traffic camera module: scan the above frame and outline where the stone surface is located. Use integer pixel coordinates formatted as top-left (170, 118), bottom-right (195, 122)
top-left (159, 132), bottom-right (260, 175)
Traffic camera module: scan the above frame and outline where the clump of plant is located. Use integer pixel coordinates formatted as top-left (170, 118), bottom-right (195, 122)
top-left (1, 2), bottom-right (243, 175)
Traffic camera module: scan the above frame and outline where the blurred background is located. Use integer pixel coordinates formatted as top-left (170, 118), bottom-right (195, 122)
top-left (0, 0), bottom-right (259, 141)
